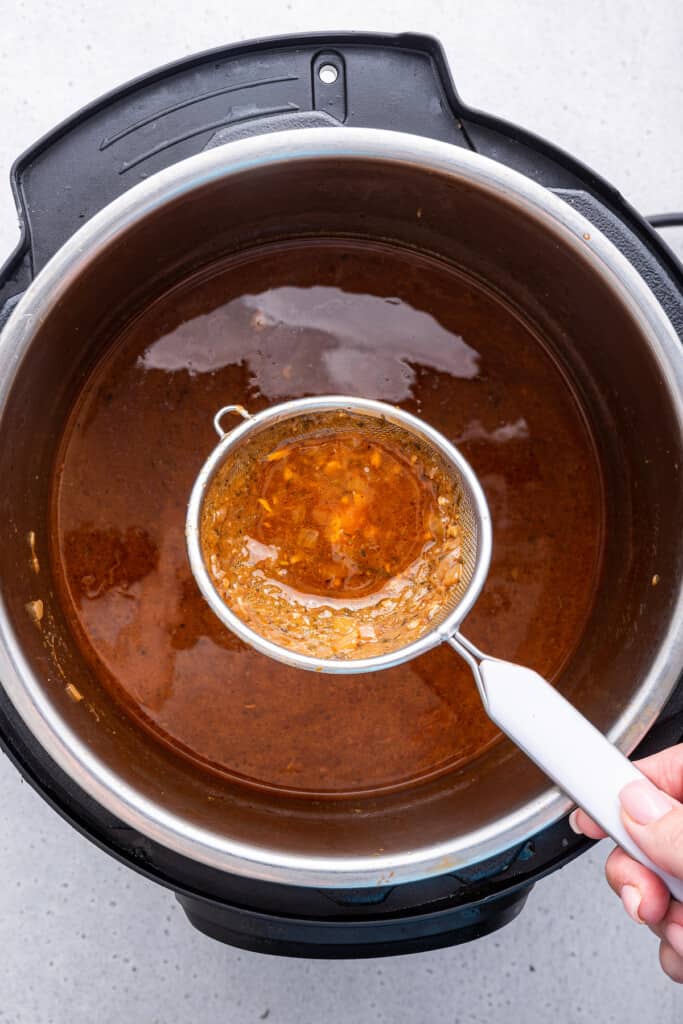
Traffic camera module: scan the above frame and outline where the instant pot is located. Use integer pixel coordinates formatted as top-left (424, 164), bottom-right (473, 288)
top-left (1, 32), bottom-right (682, 957)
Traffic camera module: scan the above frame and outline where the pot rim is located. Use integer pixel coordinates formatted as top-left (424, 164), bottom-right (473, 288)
top-left (1, 126), bottom-right (682, 888)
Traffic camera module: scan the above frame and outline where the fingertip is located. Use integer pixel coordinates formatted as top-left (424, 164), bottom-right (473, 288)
top-left (568, 809), bottom-right (583, 833)
top-left (666, 900), bottom-right (683, 928)
top-left (621, 884), bottom-right (645, 924)
top-left (569, 808), bottom-right (607, 839)
top-left (604, 847), bottom-right (671, 925)
top-left (620, 880), bottom-right (669, 927)
top-left (636, 879), bottom-right (670, 926)
top-left (659, 941), bottom-right (683, 984)
top-left (619, 779), bottom-right (674, 824)
top-left (664, 922), bottom-right (683, 958)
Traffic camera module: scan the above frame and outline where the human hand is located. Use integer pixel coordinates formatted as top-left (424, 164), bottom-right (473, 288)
top-left (569, 743), bottom-right (683, 983)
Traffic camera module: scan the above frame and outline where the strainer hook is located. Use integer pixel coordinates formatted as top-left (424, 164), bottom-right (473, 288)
top-left (213, 405), bottom-right (252, 438)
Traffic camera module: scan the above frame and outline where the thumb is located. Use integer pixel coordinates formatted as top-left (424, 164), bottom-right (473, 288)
top-left (620, 779), bottom-right (683, 878)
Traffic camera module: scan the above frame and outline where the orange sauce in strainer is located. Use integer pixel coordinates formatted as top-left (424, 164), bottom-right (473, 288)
top-left (228, 429), bottom-right (436, 599)
top-left (199, 413), bottom-right (464, 659)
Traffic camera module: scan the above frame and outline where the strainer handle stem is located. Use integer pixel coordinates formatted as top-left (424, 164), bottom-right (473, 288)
top-left (449, 637), bottom-right (683, 903)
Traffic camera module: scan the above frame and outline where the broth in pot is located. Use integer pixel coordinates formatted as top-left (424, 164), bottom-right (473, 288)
top-left (51, 239), bottom-right (604, 798)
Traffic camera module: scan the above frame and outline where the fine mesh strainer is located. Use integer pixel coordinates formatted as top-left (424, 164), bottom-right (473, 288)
top-left (186, 395), bottom-right (683, 900)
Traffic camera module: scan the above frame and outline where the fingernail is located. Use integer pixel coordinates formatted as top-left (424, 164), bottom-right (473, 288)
top-left (666, 923), bottom-right (683, 957)
top-left (619, 780), bottom-right (674, 825)
top-left (621, 884), bottom-right (644, 924)
top-left (568, 810), bottom-right (582, 834)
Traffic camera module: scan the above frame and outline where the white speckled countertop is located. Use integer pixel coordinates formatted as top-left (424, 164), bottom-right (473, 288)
top-left (0, 2), bottom-right (681, 1021)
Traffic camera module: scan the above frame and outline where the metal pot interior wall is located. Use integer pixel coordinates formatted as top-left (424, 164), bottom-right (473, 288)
top-left (0, 152), bottom-right (681, 875)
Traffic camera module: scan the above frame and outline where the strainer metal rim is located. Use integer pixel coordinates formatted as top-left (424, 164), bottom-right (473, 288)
top-left (186, 395), bottom-right (493, 673)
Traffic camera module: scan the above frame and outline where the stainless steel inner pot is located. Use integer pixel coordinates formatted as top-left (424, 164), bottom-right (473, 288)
top-left (1, 128), bottom-right (682, 888)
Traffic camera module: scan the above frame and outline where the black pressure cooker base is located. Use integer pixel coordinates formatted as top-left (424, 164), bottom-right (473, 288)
top-left (0, 665), bottom-right (674, 958)
top-left (176, 887), bottom-right (533, 959)
top-left (1, 31), bottom-right (682, 958)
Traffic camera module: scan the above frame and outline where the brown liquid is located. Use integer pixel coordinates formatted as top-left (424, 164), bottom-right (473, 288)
top-left (51, 239), bottom-right (604, 797)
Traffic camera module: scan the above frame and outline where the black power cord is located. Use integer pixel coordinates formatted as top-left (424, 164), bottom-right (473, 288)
top-left (647, 212), bottom-right (683, 229)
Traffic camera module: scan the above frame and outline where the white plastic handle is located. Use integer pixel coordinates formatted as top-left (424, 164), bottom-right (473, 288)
top-left (477, 658), bottom-right (683, 902)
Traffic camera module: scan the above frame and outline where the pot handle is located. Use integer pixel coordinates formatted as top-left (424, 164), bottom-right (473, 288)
top-left (647, 213), bottom-right (683, 230)
top-left (0, 32), bottom-right (472, 312)
top-left (454, 648), bottom-right (683, 902)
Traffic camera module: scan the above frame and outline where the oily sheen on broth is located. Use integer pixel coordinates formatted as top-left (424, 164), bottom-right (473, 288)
top-left (51, 239), bottom-right (603, 798)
